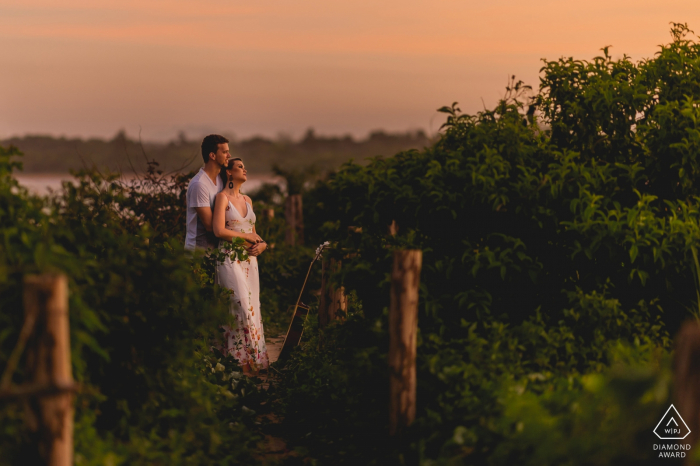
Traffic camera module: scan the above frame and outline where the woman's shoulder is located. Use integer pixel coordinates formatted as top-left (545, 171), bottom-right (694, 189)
top-left (244, 195), bottom-right (253, 204)
top-left (215, 191), bottom-right (228, 203)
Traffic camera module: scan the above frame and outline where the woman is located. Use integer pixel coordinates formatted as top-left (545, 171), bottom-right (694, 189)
top-left (212, 157), bottom-right (269, 373)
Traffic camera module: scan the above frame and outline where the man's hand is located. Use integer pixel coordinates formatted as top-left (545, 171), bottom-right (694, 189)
top-left (247, 242), bottom-right (267, 256)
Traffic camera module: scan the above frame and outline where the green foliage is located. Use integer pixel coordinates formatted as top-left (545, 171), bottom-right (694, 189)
top-left (275, 298), bottom-right (396, 465)
top-left (5, 23), bottom-right (700, 466)
top-left (0, 147), bottom-right (267, 464)
top-left (457, 347), bottom-right (671, 466)
top-left (284, 25), bottom-right (700, 464)
top-left (278, 290), bottom-right (671, 464)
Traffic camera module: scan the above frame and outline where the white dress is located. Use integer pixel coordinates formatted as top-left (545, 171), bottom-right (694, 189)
top-left (215, 199), bottom-right (269, 370)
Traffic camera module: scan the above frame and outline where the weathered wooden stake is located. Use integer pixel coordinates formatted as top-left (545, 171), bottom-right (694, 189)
top-left (24, 274), bottom-right (74, 466)
top-left (388, 219), bottom-right (398, 236)
top-left (319, 258), bottom-right (347, 329)
top-left (285, 194), bottom-right (304, 245)
top-left (319, 258), bottom-right (331, 329)
top-left (329, 259), bottom-right (347, 321)
top-left (388, 250), bottom-right (422, 436)
top-left (674, 319), bottom-right (700, 462)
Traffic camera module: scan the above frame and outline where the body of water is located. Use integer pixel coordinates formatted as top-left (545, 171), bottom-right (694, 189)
top-left (14, 173), bottom-right (280, 196)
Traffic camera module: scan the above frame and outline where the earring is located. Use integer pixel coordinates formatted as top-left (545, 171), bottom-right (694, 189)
top-left (228, 182), bottom-right (234, 189)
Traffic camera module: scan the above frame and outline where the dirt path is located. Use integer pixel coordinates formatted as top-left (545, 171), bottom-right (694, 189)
top-left (267, 335), bottom-right (285, 365)
top-left (252, 335), bottom-right (302, 465)
top-left (255, 334), bottom-right (284, 390)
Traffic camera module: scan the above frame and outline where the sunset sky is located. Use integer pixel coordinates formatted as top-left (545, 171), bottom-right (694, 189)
top-left (1, 0), bottom-right (699, 141)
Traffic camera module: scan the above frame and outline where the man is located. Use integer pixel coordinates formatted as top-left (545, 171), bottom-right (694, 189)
top-left (184, 134), bottom-right (230, 251)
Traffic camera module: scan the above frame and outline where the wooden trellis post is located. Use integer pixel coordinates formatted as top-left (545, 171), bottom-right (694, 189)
top-left (319, 258), bottom-right (347, 329)
top-left (0, 274), bottom-right (74, 466)
top-left (388, 219), bottom-right (398, 236)
top-left (26, 274), bottom-right (74, 465)
top-left (388, 250), bottom-right (422, 436)
top-left (285, 194), bottom-right (304, 246)
top-left (673, 319), bottom-right (700, 460)
top-left (329, 258), bottom-right (348, 323)
top-left (319, 258), bottom-right (331, 329)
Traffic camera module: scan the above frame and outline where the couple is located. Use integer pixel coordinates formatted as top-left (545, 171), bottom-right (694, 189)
top-left (184, 134), bottom-right (269, 373)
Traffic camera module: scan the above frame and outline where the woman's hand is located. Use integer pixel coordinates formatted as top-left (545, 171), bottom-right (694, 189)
top-left (247, 241), bottom-right (267, 257)
top-left (242, 232), bottom-right (263, 244)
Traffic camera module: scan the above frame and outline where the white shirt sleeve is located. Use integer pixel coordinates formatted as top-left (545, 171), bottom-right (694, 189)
top-left (189, 180), bottom-right (211, 208)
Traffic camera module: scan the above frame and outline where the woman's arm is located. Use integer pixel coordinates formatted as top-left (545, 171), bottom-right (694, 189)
top-left (213, 193), bottom-right (261, 243)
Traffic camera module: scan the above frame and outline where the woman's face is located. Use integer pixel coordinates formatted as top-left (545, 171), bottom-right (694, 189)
top-left (227, 160), bottom-right (247, 183)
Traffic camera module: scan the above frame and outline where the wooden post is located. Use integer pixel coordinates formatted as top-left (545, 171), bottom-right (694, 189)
top-left (319, 258), bottom-right (330, 329)
top-left (329, 258), bottom-right (348, 322)
top-left (388, 250), bottom-right (421, 436)
top-left (388, 220), bottom-right (398, 236)
top-left (264, 208), bottom-right (275, 220)
top-left (674, 320), bottom-right (700, 462)
top-left (319, 258), bottom-right (347, 329)
top-left (285, 194), bottom-right (304, 246)
top-left (23, 274), bottom-right (74, 466)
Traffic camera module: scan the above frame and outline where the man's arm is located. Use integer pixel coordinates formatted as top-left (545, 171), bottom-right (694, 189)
top-left (191, 181), bottom-right (214, 231)
top-left (195, 206), bottom-right (213, 232)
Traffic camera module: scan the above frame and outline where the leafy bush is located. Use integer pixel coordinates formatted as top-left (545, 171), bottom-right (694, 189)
top-left (0, 148), bottom-right (267, 464)
top-left (4, 22), bottom-right (700, 466)
top-left (280, 24), bottom-right (700, 464)
top-left (275, 298), bottom-right (395, 464)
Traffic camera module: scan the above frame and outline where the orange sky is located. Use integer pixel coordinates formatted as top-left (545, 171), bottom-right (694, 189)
top-left (1, 0), bottom-right (699, 141)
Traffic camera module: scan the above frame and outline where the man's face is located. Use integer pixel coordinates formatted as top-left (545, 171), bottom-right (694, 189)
top-left (211, 143), bottom-right (230, 167)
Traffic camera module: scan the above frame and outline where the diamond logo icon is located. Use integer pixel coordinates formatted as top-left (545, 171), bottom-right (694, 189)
top-left (654, 404), bottom-right (691, 440)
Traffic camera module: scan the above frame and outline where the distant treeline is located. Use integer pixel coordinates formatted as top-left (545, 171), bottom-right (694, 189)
top-left (3, 128), bottom-right (431, 174)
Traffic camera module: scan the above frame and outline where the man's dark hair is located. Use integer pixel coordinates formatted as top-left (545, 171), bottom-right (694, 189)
top-left (201, 134), bottom-right (229, 163)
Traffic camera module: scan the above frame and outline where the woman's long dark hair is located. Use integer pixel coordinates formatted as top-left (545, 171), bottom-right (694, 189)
top-left (220, 157), bottom-right (243, 187)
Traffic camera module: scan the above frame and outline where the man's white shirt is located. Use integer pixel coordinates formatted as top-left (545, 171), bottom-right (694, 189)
top-left (185, 168), bottom-right (223, 251)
